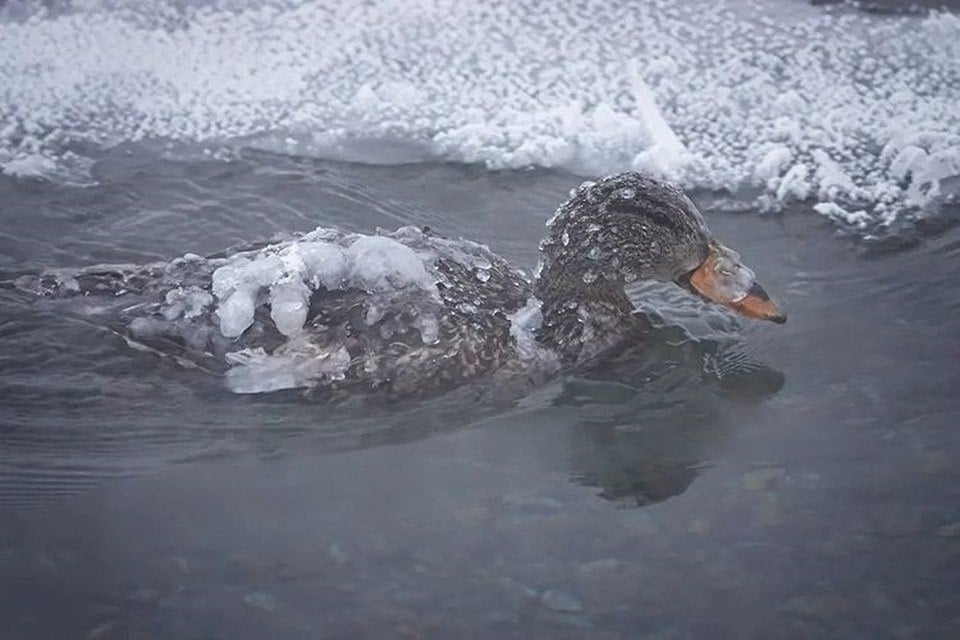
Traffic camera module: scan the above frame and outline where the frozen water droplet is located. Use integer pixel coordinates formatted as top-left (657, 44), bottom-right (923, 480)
top-left (475, 268), bottom-right (491, 282)
top-left (619, 187), bottom-right (636, 199)
top-left (582, 271), bottom-right (597, 284)
top-left (418, 314), bottom-right (440, 345)
top-left (365, 303), bottom-right (384, 325)
top-left (561, 231), bottom-right (570, 246)
top-left (587, 246), bottom-right (602, 260)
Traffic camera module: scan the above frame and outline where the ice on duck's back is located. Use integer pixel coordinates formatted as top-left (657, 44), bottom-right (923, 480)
top-left (508, 297), bottom-right (544, 360)
top-left (344, 235), bottom-right (436, 294)
top-left (210, 227), bottom-right (441, 340)
top-left (201, 225), bottom-right (505, 392)
top-left (225, 341), bottom-right (352, 395)
top-left (162, 287), bottom-right (213, 322)
top-left (268, 279), bottom-right (312, 338)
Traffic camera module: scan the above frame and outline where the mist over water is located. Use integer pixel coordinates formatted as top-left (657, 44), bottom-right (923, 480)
top-left (1, 1), bottom-right (959, 639)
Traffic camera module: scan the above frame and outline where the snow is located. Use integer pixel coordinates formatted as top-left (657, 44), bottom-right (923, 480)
top-left (776, 164), bottom-right (811, 203)
top-left (812, 150), bottom-right (862, 201)
top-left (0, 153), bottom-right (58, 178)
top-left (813, 202), bottom-right (871, 229)
top-left (628, 64), bottom-right (692, 182)
top-left (889, 145), bottom-right (930, 183)
top-left (1, 0), bottom-right (958, 229)
top-left (756, 145), bottom-right (793, 183)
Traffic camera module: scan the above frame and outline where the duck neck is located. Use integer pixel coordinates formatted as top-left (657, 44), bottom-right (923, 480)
top-left (534, 274), bottom-right (640, 365)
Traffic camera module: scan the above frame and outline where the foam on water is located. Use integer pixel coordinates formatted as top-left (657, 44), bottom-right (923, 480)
top-left (1, 0), bottom-right (958, 232)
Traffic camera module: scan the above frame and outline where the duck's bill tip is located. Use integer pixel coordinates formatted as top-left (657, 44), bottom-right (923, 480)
top-left (730, 283), bottom-right (787, 324)
top-left (688, 255), bottom-right (787, 325)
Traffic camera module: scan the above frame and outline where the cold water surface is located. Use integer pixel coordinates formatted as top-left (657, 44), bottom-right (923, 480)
top-left (1, 152), bottom-right (959, 638)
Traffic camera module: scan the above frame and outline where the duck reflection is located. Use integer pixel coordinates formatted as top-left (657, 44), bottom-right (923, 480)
top-left (554, 327), bottom-right (785, 508)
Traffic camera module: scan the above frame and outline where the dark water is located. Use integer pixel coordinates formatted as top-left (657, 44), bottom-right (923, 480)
top-left (1, 148), bottom-right (959, 639)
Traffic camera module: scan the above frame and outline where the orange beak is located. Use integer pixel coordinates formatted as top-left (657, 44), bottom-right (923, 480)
top-left (728, 282), bottom-right (787, 324)
top-left (688, 252), bottom-right (787, 324)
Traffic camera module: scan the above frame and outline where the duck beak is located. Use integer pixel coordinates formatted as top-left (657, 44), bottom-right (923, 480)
top-left (687, 247), bottom-right (787, 324)
top-left (727, 281), bottom-right (787, 324)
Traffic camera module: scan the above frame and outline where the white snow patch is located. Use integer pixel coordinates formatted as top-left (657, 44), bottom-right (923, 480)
top-left (628, 64), bottom-right (693, 182)
top-left (776, 164), bottom-right (811, 203)
top-left (0, 153), bottom-right (58, 178)
top-left (756, 145), bottom-right (793, 183)
top-left (812, 150), bottom-right (862, 201)
top-left (813, 202), bottom-right (871, 229)
top-left (2, 0), bottom-right (959, 227)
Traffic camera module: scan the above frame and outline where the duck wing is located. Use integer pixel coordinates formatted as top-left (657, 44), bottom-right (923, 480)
top-left (9, 226), bottom-right (535, 397)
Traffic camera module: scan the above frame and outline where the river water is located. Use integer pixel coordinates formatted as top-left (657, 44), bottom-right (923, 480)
top-left (1, 149), bottom-right (959, 638)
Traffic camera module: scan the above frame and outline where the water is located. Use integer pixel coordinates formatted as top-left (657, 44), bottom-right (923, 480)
top-left (2, 1), bottom-right (959, 638)
top-left (1, 147), bottom-right (959, 638)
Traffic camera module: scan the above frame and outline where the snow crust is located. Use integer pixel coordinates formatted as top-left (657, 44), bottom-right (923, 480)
top-left (2, 0), bottom-right (959, 230)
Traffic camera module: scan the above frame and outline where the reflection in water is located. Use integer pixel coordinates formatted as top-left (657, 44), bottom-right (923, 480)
top-left (554, 326), bottom-right (785, 508)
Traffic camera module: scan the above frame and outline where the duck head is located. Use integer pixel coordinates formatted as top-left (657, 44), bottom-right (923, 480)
top-left (536, 172), bottom-right (786, 324)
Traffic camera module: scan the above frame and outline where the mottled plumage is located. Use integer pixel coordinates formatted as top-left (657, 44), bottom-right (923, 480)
top-left (536, 172), bottom-right (711, 365)
top-left (11, 171), bottom-right (784, 399)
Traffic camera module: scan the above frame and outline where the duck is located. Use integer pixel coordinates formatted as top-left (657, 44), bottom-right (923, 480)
top-left (12, 171), bottom-right (785, 397)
